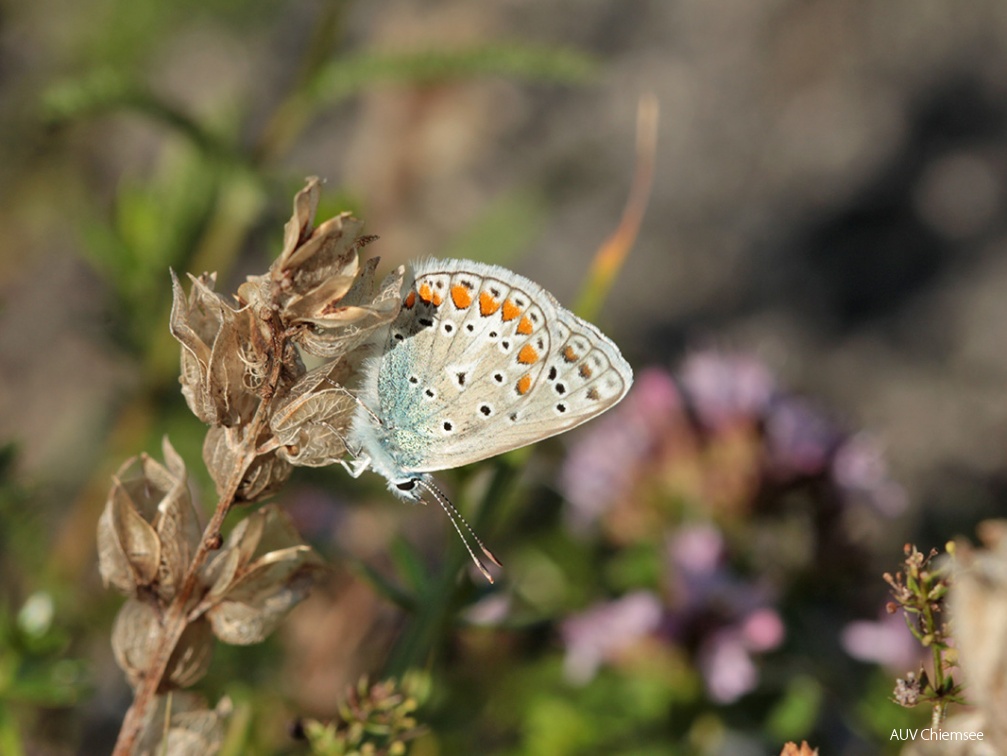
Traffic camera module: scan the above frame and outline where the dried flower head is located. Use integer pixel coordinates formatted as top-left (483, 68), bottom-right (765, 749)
top-left (112, 599), bottom-right (214, 689)
top-left (239, 177), bottom-right (403, 362)
top-left (170, 177), bottom-right (406, 507)
top-left (200, 505), bottom-right (325, 645)
top-left (133, 692), bottom-right (232, 756)
top-left (100, 440), bottom-right (323, 687)
top-left (201, 425), bottom-right (295, 503)
top-left (779, 742), bottom-right (818, 756)
top-left (108, 177), bottom-right (410, 754)
top-left (97, 437), bottom-right (201, 602)
top-left (893, 670), bottom-right (922, 707)
top-left (170, 271), bottom-right (264, 428)
top-left (269, 361), bottom-right (359, 468)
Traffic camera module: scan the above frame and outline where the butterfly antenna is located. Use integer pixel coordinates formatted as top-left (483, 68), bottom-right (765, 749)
top-left (415, 479), bottom-right (502, 583)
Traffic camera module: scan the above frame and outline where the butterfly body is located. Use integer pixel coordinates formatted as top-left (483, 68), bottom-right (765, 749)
top-left (348, 258), bottom-right (633, 500)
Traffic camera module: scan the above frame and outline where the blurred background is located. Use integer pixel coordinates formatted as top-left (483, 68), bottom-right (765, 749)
top-left (1, 0), bottom-right (1006, 753)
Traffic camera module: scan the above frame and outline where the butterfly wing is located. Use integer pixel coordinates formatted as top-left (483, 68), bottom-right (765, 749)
top-left (351, 259), bottom-right (633, 477)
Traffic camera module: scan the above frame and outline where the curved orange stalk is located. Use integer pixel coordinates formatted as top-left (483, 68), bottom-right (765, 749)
top-left (575, 93), bottom-right (659, 321)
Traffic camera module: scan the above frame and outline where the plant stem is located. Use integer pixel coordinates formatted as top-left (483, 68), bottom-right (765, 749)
top-left (111, 333), bottom-right (284, 754)
top-left (920, 572), bottom-right (948, 729)
top-left (931, 700), bottom-right (945, 729)
top-left (110, 445), bottom-right (252, 755)
top-left (384, 462), bottom-right (515, 676)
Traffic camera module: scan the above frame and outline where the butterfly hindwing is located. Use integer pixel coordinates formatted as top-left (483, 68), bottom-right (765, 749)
top-left (352, 259), bottom-right (632, 476)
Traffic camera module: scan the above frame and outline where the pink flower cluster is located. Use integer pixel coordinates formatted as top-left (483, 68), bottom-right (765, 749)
top-left (557, 350), bottom-right (908, 700)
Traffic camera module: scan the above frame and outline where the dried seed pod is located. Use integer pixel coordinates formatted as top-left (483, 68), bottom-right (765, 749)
top-left (110, 599), bottom-right (161, 687)
top-left (268, 179), bottom-right (369, 311)
top-left (97, 477), bottom-right (160, 594)
top-left (170, 272), bottom-right (263, 427)
top-left (201, 426), bottom-right (293, 503)
top-left (97, 438), bottom-right (201, 601)
top-left (289, 259), bottom-right (404, 359)
top-left (202, 505), bottom-right (324, 645)
top-left (271, 361), bottom-right (357, 467)
top-left (110, 599), bottom-right (213, 689)
top-left (134, 692), bottom-right (232, 756)
top-left (237, 452), bottom-right (293, 503)
top-left (167, 617), bottom-right (214, 689)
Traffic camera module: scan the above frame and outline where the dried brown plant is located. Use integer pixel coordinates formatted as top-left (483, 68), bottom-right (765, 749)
top-left (780, 742), bottom-right (819, 756)
top-left (98, 178), bottom-right (404, 754)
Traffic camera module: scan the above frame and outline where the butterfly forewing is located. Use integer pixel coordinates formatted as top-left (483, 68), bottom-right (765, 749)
top-left (369, 259), bottom-right (632, 474)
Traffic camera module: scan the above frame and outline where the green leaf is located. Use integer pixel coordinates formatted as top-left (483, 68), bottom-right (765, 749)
top-left (41, 68), bottom-right (138, 122)
top-left (347, 557), bottom-right (418, 613)
top-left (523, 696), bottom-right (597, 756)
top-left (42, 69), bottom-right (240, 162)
top-left (0, 703), bottom-right (24, 756)
top-left (389, 538), bottom-right (432, 598)
top-left (766, 675), bottom-right (822, 741)
top-left (308, 44), bottom-right (598, 107)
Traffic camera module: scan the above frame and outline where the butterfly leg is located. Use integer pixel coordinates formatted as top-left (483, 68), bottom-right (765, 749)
top-left (339, 454), bottom-right (372, 479)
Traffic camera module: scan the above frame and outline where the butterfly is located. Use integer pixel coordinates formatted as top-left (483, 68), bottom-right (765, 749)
top-left (344, 258), bottom-right (633, 579)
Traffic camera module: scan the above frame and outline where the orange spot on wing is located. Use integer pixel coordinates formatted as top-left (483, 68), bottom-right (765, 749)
top-left (502, 299), bottom-right (522, 321)
top-left (479, 291), bottom-right (501, 316)
top-left (516, 374), bottom-right (532, 395)
top-left (516, 315), bottom-right (533, 335)
top-left (563, 346), bottom-right (579, 362)
top-left (518, 344), bottom-right (539, 364)
top-left (419, 283), bottom-right (435, 303)
top-left (451, 284), bottom-right (473, 309)
top-left (403, 291), bottom-right (416, 309)
top-left (587, 387), bottom-right (600, 401)
top-left (579, 364), bottom-right (593, 378)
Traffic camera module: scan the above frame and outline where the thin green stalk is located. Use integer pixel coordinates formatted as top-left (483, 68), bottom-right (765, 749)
top-left (0, 702), bottom-right (24, 756)
top-left (384, 462), bottom-right (515, 677)
top-left (923, 599), bottom-right (947, 727)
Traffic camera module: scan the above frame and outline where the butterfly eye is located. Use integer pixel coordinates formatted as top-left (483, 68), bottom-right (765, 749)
top-left (395, 480), bottom-right (417, 492)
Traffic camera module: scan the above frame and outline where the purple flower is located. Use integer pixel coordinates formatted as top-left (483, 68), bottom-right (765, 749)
top-left (560, 591), bottom-right (664, 685)
top-left (739, 608), bottom-right (786, 652)
top-left (462, 594), bottom-right (512, 626)
top-left (763, 395), bottom-right (841, 479)
top-left (669, 523), bottom-right (725, 576)
top-left (831, 434), bottom-right (908, 517)
top-left (665, 525), bottom-right (786, 701)
top-left (699, 631), bottom-right (759, 703)
top-left (667, 526), bottom-right (760, 617)
top-left (679, 351), bottom-right (776, 431)
top-left (841, 610), bottom-right (921, 670)
top-left (695, 610), bottom-right (786, 703)
top-left (560, 368), bottom-right (683, 533)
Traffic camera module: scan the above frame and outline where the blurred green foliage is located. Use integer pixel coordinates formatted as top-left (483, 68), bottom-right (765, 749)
top-left (0, 450), bottom-right (89, 756)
